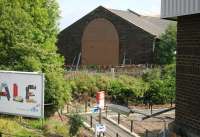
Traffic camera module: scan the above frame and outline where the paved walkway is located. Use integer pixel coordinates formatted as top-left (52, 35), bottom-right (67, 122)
top-left (83, 114), bottom-right (138, 137)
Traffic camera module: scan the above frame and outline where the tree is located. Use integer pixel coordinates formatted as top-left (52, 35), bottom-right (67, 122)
top-left (0, 0), bottom-right (70, 112)
top-left (154, 24), bottom-right (177, 65)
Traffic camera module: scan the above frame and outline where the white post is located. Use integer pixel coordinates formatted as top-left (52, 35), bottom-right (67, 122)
top-left (111, 68), bottom-right (115, 78)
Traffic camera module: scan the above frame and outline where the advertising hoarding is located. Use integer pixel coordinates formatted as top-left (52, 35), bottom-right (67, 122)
top-left (0, 71), bottom-right (44, 118)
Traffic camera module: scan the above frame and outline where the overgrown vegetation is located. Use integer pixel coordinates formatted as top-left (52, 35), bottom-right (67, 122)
top-left (0, 0), bottom-right (70, 112)
top-left (143, 64), bottom-right (176, 104)
top-left (0, 116), bottom-right (69, 137)
top-left (66, 64), bottom-right (176, 105)
top-left (43, 119), bottom-right (69, 137)
top-left (68, 113), bottom-right (84, 137)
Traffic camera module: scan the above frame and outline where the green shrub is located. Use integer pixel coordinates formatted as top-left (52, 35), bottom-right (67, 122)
top-left (144, 64), bottom-right (176, 104)
top-left (67, 65), bottom-right (175, 105)
top-left (142, 68), bottom-right (161, 82)
top-left (69, 72), bottom-right (98, 98)
top-left (69, 113), bottom-right (83, 137)
top-left (95, 74), bottom-right (111, 91)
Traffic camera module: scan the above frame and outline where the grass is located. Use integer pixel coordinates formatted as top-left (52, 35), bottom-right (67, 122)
top-left (0, 116), bottom-right (42, 137)
top-left (0, 115), bottom-right (69, 137)
top-left (43, 119), bottom-right (69, 137)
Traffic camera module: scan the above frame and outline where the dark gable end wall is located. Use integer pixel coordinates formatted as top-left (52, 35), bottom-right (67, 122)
top-left (175, 13), bottom-right (200, 137)
top-left (57, 7), bottom-right (155, 65)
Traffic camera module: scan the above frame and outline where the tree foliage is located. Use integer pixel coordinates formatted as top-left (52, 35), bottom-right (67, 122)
top-left (0, 0), bottom-right (70, 111)
top-left (154, 24), bottom-right (177, 65)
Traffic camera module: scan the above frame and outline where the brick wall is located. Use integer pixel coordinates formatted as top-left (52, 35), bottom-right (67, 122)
top-left (175, 13), bottom-right (200, 136)
top-left (57, 7), bottom-right (155, 65)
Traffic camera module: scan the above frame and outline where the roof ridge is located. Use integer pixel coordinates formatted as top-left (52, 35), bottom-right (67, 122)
top-left (127, 9), bottom-right (141, 16)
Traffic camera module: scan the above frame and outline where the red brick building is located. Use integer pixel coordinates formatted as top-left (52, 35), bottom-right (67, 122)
top-left (161, 0), bottom-right (200, 137)
top-left (57, 6), bottom-right (173, 66)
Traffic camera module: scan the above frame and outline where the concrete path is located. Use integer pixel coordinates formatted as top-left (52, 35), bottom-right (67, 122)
top-left (83, 114), bottom-right (138, 137)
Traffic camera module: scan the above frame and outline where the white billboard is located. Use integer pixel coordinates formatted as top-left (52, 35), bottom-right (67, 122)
top-left (0, 71), bottom-right (44, 118)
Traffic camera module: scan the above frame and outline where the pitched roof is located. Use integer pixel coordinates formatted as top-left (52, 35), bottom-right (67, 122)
top-left (107, 8), bottom-right (175, 37)
top-left (61, 6), bottom-right (175, 37)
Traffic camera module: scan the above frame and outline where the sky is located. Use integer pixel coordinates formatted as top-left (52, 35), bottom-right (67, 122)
top-left (58, 0), bottom-right (161, 30)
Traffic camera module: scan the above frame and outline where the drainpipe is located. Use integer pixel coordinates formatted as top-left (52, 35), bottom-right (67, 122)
top-left (152, 37), bottom-right (157, 64)
top-left (152, 37), bottom-right (157, 53)
top-left (123, 51), bottom-right (126, 65)
top-left (76, 52), bottom-right (81, 71)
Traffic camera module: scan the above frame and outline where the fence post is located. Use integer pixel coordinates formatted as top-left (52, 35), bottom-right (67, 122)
top-left (111, 68), bottom-right (115, 78)
top-left (90, 115), bottom-right (93, 128)
top-left (171, 98), bottom-right (173, 107)
top-left (106, 106), bottom-right (108, 118)
top-left (150, 102), bottom-right (153, 114)
top-left (118, 113), bottom-right (120, 124)
top-left (145, 129), bottom-right (148, 137)
top-left (116, 133), bottom-right (119, 137)
top-left (85, 100), bottom-right (88, 112)
top-left (99, 108), bottom-right (102, 124)
top-left (130, 120), bottom-right (133, 132)
top-left (67, 104), bottom-right (69, 113)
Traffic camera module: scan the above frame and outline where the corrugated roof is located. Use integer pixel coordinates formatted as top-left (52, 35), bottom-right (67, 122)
top-left (108, 8), bottom-right (174, 37)
top-left (161, 0), bottom-right (200, 19)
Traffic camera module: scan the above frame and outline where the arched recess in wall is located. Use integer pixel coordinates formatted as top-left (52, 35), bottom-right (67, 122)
top-left (81, 18), bottom-right (119, 65)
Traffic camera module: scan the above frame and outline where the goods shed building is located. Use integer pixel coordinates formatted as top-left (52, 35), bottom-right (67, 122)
top-left (57, 6), bottom-right (173, 66)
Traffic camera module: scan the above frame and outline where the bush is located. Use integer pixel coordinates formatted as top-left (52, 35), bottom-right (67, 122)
top-left (144, 64), bottom-right (176, 104)
top-left (67, 65), bottom-right (175, 105)
top-left (67, 73), bottom-right (149, 105)
top-left (69, 72), bottom-right (98, 98)
top-left (69, 113), bottom-right (83, 137)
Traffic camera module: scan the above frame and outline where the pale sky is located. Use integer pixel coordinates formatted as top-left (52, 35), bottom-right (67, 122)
top-left (58, 0), bottom-right (161, 30)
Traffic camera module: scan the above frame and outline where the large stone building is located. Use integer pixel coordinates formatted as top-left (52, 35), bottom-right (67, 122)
top-left (57, 6), bottom-right (173, 66)
top-left (161, 0), bottom-right (200, 137)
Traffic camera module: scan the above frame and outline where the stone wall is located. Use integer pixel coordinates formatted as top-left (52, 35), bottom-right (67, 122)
top-left (175, 13), bottom-right (200, 137)
top-left (57, 6), bottom-right (155, 65)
